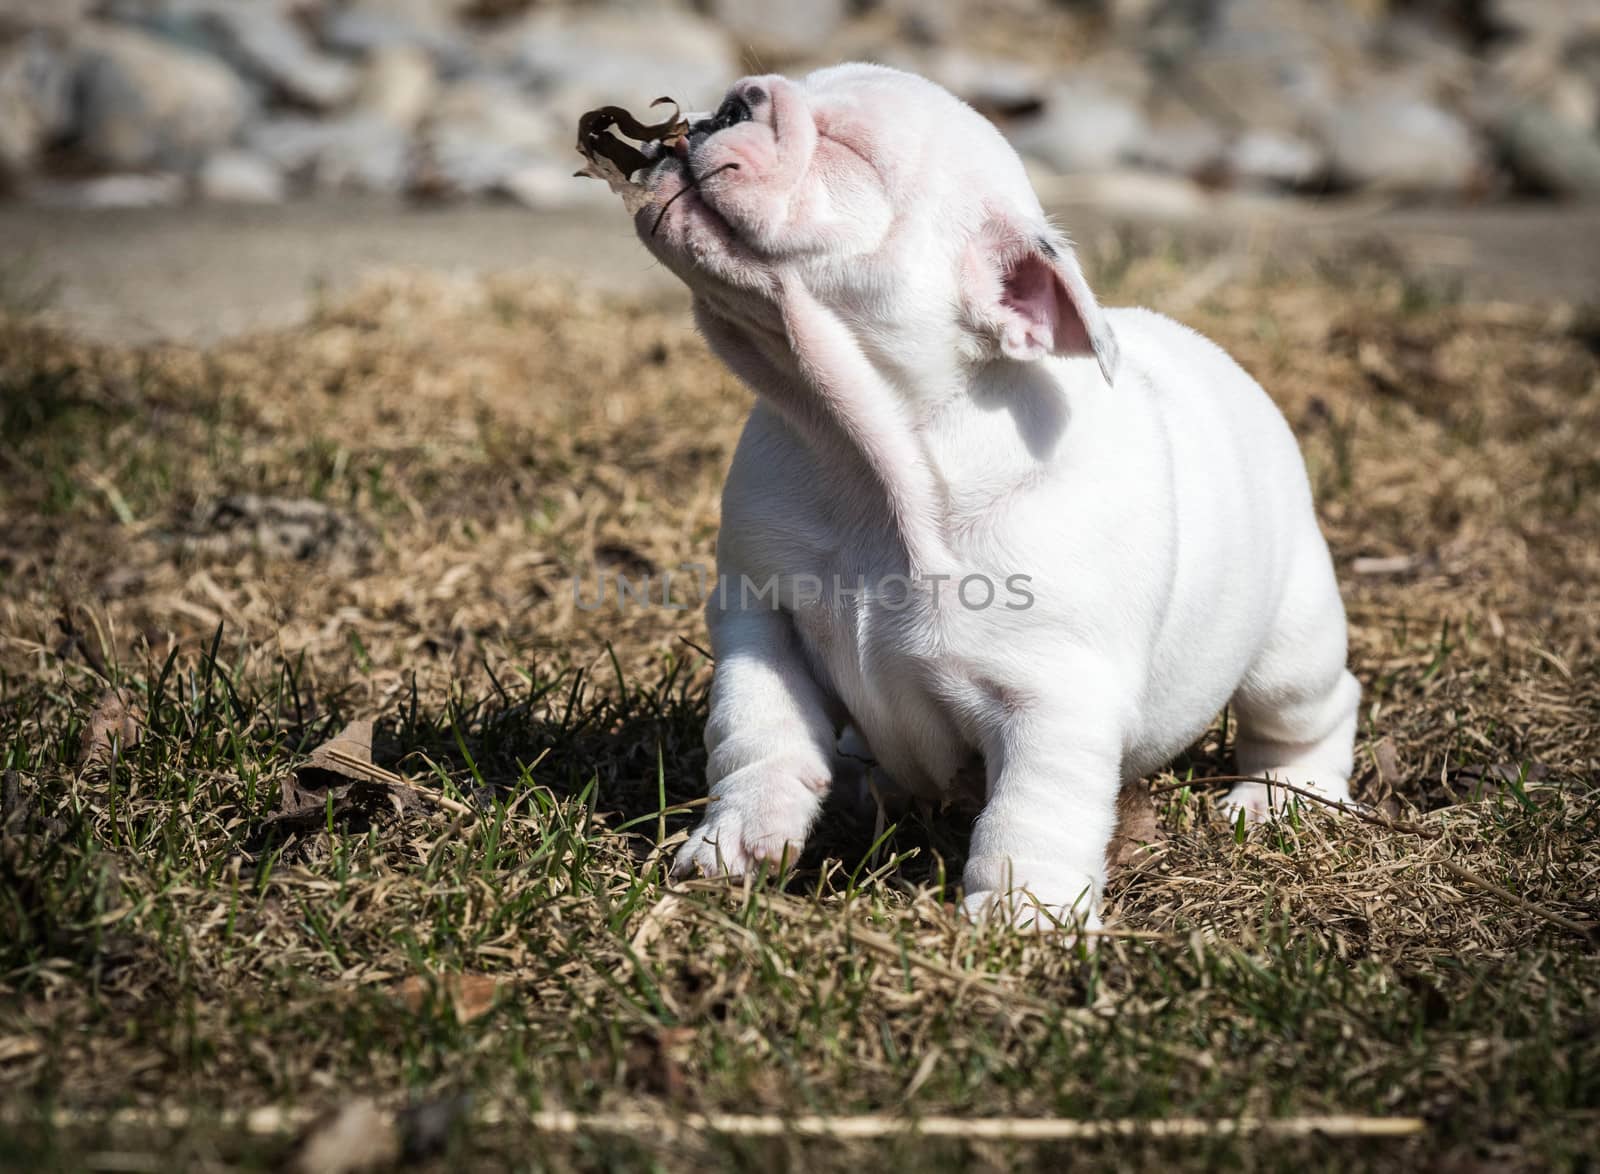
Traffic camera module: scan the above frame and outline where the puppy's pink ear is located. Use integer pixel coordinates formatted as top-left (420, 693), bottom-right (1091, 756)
top-left (965, 218), bottom-right (1119, 385)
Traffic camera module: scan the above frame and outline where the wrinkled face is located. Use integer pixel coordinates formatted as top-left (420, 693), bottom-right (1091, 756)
top-left (638, 66), bottom-right (1002, 295)
top-left (634, 64), bottom-right (1117, 384)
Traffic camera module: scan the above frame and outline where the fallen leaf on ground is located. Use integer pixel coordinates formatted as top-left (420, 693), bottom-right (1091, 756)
top-left (293, 1098), bottom-right (400, 1174)
top-left (1107, 778), bottom-right (1165, 874)
top-left (268, 719), bottom-right (421, 831)
top-left (78, 689), bottom-right (142, 770)
top-left (392, 972), bottom-right (505, 1024)
top-left (1370, 738), bottom-right (1402, 788)
top-left (1359, 736), bottom-right (1406, 820)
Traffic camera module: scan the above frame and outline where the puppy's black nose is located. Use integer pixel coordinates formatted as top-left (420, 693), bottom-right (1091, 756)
top-left (692, 95), bottom-right (752, 139)
top-left (718, 94), bottom-right (753, 127)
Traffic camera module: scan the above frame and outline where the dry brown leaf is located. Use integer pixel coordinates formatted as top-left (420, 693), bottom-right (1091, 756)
top-left (293, 1098), bottom-right (400, 1174)
top-left (574, 97), bottom-right (688, 215)
top-left (574, 150), bottom-right (654, 216)
top-left (1364, 736), bottom-right (1406, 820)
top-left (78, 689), bottom-right (142, 770)
top-left (1371, 737), bottom-right (1402, 787)
top-left (393, 973), bottom-right (505, 1023)
top-left (1107, 778), bottom-right (1165, 874)
top-left (576, 99), bottom-right (687, 175)
top-left (298, 718), bottom-right (377, 788)
top-left (269, 719), bottom-right (421, 830)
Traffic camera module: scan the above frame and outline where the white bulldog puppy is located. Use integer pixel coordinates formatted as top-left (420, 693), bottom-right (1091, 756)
top-left (620, 64), bottom-right (1359, 931)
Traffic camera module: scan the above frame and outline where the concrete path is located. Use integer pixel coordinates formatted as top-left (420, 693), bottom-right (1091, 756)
top-left (1, 194), bottom-right (1594, 344)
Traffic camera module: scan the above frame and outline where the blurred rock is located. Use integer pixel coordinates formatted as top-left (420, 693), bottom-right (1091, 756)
top-left (1537, 72), bottom-right (1598, 133)
top-left (0, 0), bottom-right (93, 32)
top-left (418, 76), bottom-right (562, 196)
top-left (355, 45), bottom-right (436, 130)
top-left (1374, 16), bottom-right (1478, 95)
top-left (1484, 100), bottom-right (1600, 199)
top-left (1323, 93), bottom-right (1482, 195)
top-left (249, 114), bottom-right (409, 193)
top-left (0, 0), bottom-right (1588, 211)
top-left (890, 0), bottom-right (957, 47)
top-left (1486, 0), bottom-right (1600, 43)
top-left (1490, 38), bottom-right (1600, 132)
top-left (1131, 113), bottom-right (1226, 178)
top-left (197, 149), bottom-right (286, 202)
top-left (32, 172), bottom-right (185, 208)
top-left (1227, 129), bottom-right (1324, 189)
top-left (707, 0), bottom-right (846, 62)
top-left (1151, 0), bottom-right (1360, 136)
top-left (76, 24), bottom-right (248, 170)
top-left (321, 0), bottom-right (476, 76)
top-left (879, 49), bottom-right (1046, 116)
top-left (498, 8), bottom-right (738, 117)
top-left (1037, 168), bottom-right (1212, 218)
top-left (1006, 79), bottom-right (1148, 174)
top-left (197, 2), bottom-right (357, 109)
top-left (0, 32), bottom-right (74, 177)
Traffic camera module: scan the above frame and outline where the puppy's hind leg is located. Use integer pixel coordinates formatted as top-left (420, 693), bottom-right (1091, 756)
top-left (1223, 547), bottom-right (1360, 823)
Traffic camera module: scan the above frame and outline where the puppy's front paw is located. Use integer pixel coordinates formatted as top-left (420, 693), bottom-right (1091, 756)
top-left (961, 888), bottom-right (1103, 939)
top-left (1218, 782), bottom-right (1276, 825)
top-left (670, 771), bottom-right (824, 881)
top-left (959, 856), bottom-right (1102, 942)
top-left (1220, 777), bottom-right (1356, 825)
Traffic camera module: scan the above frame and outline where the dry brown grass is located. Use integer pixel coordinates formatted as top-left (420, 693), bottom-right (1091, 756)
top-left (0, 229), bottom-right (1596, 1170)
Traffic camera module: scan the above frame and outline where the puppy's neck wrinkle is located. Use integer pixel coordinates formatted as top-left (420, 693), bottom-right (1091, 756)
top-left (695, 288), bottom-right (948, 572)
top-left (777, 279), bottom-right (949, 571)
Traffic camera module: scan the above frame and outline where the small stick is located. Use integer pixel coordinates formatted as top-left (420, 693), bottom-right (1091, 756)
top-left (1438, 860), bottom-right (1597, 942)
top-left (320, 747), bottom-right (474, 817)
top-left (1151, 775), bottom-right (1442, 839)
top-left (34, 1104), bottom-right (1427, 1142)
top-left (511, 1109), bottom-right (1428, 1141)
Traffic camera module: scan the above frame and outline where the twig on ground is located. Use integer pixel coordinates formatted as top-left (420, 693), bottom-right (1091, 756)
top-left (1438, 860), bottom-right (1597, 942)
top-left (320, 747), bottom-right (474, 817)
top-left (37, 1104), bottom-right (1428, 1142)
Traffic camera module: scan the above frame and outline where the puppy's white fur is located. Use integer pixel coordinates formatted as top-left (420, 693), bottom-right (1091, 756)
top-left (628, 64), bottom-right (1358, 931)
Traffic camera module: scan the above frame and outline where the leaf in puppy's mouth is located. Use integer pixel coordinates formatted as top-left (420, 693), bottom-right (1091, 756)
top-left (575, 97), bottom-right (739, 232)
top-left (574, 97), bottom-right (689, 215)
top-left (576, 98), bottom-right (688, 178)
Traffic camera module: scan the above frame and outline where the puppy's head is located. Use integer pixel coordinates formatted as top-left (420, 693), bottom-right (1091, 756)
top-left (637, 63), bottom-right (1117, 383)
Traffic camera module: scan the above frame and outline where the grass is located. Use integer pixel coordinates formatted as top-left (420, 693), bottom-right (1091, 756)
top-left (0, 232), bottom-right (1597, 1170)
